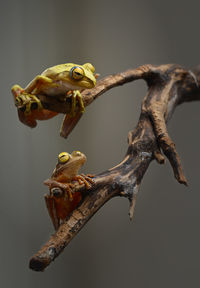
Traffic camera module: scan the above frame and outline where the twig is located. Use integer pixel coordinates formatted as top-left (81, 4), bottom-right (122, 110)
top-left (29, 64), bottom-right (200, 271)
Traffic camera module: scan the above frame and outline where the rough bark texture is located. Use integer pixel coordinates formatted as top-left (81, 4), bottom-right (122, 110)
top-left (29, 64), bottom-right (200, 271)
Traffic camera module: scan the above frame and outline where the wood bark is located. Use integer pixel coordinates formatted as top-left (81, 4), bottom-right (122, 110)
top-left (29, 64), bottom-right (200, 271)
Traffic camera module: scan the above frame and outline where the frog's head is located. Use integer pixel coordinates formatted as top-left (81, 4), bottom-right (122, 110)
top-left (58, 151), bottom-right (86, 166)
top-left (63, 63), bottom-right (96, 89)
top-left (52, 151), bottom-right (87, 178)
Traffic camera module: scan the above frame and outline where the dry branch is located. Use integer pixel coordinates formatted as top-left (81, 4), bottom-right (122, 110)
top-left (29, 64), bottom-right (200, 271)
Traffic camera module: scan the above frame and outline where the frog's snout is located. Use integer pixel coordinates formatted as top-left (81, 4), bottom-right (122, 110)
top-left (92, 78), bottom-right (96, 87)
top-left (89, 77), bottom-right (96, 88)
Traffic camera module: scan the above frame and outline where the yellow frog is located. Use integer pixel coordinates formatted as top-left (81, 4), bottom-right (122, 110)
top-left (44, 151), bottom-right (94, 229)
top-left (11, 63), bottom-right (96, 137)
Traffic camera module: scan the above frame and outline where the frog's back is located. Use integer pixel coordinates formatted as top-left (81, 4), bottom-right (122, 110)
top-left (41, 63), bottom-right (74, 78)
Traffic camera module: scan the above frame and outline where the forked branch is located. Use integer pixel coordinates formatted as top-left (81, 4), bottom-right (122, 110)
top-left (29, 64), bottom-right (200, 271)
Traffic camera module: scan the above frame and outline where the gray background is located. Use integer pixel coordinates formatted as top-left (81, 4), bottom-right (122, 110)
top-left (1, 0), bottom-right (200, 287)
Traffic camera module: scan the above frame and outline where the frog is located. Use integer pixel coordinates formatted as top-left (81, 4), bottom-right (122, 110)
top-left (11, 63), bottom-right (97, 138)
top-left (44, 151), bottom-right (94, 230)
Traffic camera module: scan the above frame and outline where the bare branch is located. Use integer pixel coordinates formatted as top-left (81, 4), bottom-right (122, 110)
top-left (29, 64), bottom-right (200, 271)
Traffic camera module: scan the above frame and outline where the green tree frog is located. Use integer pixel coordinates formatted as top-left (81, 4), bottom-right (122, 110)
top-left (11, 63), bottom-right (97, 137)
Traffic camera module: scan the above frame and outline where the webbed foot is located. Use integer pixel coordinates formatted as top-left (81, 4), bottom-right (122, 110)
top-left (12, 84), bottom-right (43, 115)
top-left (44, 179), bottom-right (74, 201)
top-left (16, 93), bottom-right (43, 115)
top-left (70, 90), bottom-right (85, 117)
top-left (73, 174), bottom-right (95, 189)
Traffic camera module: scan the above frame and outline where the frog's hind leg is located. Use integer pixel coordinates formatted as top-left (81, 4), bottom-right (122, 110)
top-left (12, 75), bottom-right (53, 116)
top-left (12, 84), bottom-right (24, 101)
top-left (17, 109), bottom-right (38, 128)
top-left (17, 106), bottom-right (58, 128)
top-left (44, 194), bottom-right (60, 230)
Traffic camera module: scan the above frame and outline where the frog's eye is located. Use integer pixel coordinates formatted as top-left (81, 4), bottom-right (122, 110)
top-left (83, 63), bottom-right (95, 73)
top-left (70, 66), bottom-right (84, 80)
top-left (72, 151), bottom-right (82, 157)
top-left (58, 152), bottom-right (70, 163)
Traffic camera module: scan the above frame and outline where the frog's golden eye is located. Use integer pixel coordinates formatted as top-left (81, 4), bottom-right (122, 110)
top-left (58, 152), bottom-right (70, 163)
top-left (72, 151), bottom-right (82, 157)
top-left (83, 63), bottom-right (95, 73)
top-left (70, 66), bottom-right (84, 80)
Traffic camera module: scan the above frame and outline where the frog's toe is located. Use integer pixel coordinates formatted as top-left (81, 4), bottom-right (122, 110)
top-left (66, 185), bottom-right (74, 201)
top-left (30, 95), bottom-right (43, 110)
top-left (15, 94), bottom-right (31, 114)
top-left (69, 90), bottom-right (85, 117)
top-left (74, 174), bottom-right (94, 189)
top-left (15, 94), bottom-right (29, 107)
top-left (15, 93), bottom-right (43, 115)
top-left (77, 95), bottom-right (85, 114)
top-left (81, 174), bottom-right (95, 186)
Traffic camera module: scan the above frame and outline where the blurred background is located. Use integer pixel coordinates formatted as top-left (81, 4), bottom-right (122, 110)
top-left (1, 0), bottom-right (200, 287)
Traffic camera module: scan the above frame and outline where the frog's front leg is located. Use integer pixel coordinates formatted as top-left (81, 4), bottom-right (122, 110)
top-left (44, 178), bottom-right (67, 190)
top-left (70, 90), bottom-right (85, 117)
top-left (44, 179), bottom-right (74, 201)
top-left (73, 174), bottom-right (94, 189)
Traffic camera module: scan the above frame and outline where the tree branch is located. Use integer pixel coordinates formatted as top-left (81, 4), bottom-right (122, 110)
top-left (29, 64), bottom-right (200, 271)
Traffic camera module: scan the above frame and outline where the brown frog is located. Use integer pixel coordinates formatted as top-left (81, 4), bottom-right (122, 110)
top-left (44, 151), bottom-right (94, 229)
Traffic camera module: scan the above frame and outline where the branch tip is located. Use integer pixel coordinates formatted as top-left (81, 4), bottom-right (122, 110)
top-left (129, 185), bottom-right (139, 220)
top-left (29, 256), bottom-right (47, 272)
top-left (154, 150), bottom-right (165, 164)
top-left (175, 173), bottom-right (188, 186)
top-left (129, 194), bottom-right (137, 220)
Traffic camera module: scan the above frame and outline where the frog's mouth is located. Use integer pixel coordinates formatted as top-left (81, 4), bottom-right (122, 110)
top-left (70, 154), bottom-right (87, 167)
top-left (79, 78), bottom-right (96, 89)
